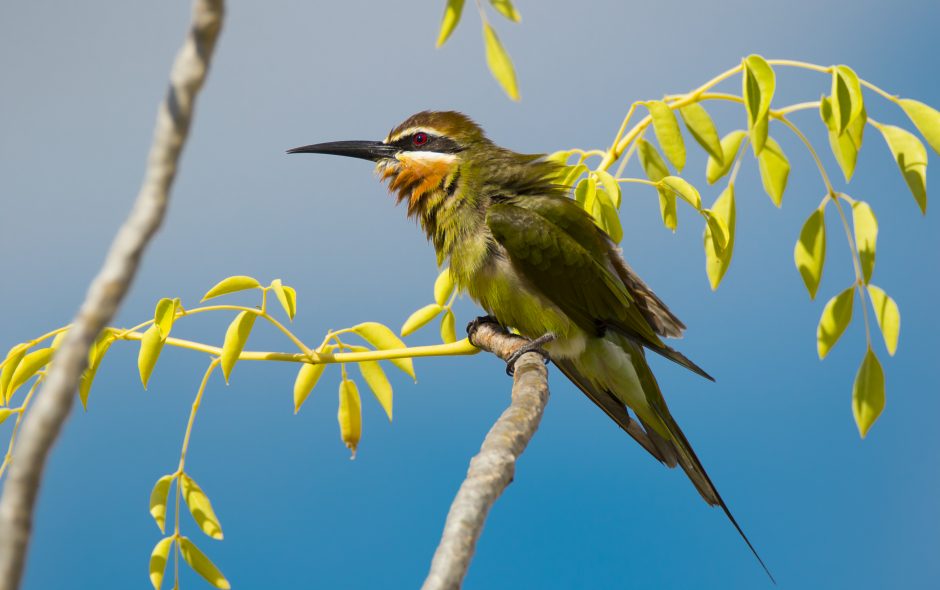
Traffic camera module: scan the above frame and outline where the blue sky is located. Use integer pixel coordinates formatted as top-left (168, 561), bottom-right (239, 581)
top-left (1, 1), bottom-right (939, 588)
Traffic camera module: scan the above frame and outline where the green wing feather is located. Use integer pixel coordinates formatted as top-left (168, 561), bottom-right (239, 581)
top-left (486, 195), bottom-right (712, 380)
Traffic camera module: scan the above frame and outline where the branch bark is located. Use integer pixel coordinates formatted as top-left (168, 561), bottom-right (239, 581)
top-left (0, 2), bottom-right (224, 589)
top-left (422, 321), bottom-right (551, 590)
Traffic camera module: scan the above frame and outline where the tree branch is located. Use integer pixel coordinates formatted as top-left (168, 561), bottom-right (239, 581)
top-left (0, 2), bottom-right (224, 589)
top-left (422, 321), bottom-right (551, 590)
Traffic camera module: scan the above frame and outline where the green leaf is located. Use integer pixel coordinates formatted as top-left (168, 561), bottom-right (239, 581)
top-left (138, 325), bottom-right (165, 389)
top-left (154, 298), bottom-right (178, 339)
top-left (149, 474), bottom-right (174, 534)
top-left (433, 268), bottom-right (456, 306)
top-left (794, 207), bottom-right (827, 299)
top-left (821, 96), bottom-right (866, 181)
top-left (80, 330), bottom-right (116, 410)
top-left (660, 176), bottom-right (701, 209)
top-left (436, 0), bottom-right (465, 47)
top-left (294, 352), bottom-right (331, 414)
top-left (679, 103), bottom-right (723, 162)
top-left (338, 378), bottom-right (362, 457)
top-left (706, 130), bottom-right (748, 185)
top-left (560, 163), bottom-right (588, 193)
top-left (817, 286), bottom-right (855, 359)
top-left (899, 98), bottom-right (940, 156)
top-left (574, 177), bottom-right (597, 211)
top-left (1, 344), bottom-right (28, 405)
top-left (270, 279), bottom-right (297, 321)
top-left (489, 0), bottom-right (521, 22)
top-left (0, 409), bottom-right (14, 426)
top-left (201, 275), bottom-right (261, 301)
top-left (9, 347), bottom-right (53, 397)
top-left (181, 473), bottom-right (224, 540)
top-left (440, 309), bottom-right (457, 343)
top-left (352, 322), bottom-right (415, 380)
top-left (831, 65), bottom-right (864, 136)
top-left (878, 124), bottom-right (928, 214)
top-left (595, 189), bottom-right (623, 242)
top-left (359, 361), bottom-right (393, 421)
top-left (866, 285), bottom-right (900, 356)
top-left (852, 348), bottom-right (885, 438)
top-left (179, 536), bottom-right (230, 590)
top-left (704, 185), bottom-right (736, 290)
top-left (742, 55), bottom-right (775, 155)
top-left (637, 139), bottom-right (677, 230)
top-left (852, 200), bottom-right (878, 284)
top-left (646, 100), bottom-right (686, 172)
top-left (221, 311), bottom-right (256, 383)
top-left (658, 190), bottom-right (678, 232)
top-left (482, 22), bottom-right (519, 101)
top-left (757, 137), bottom-right (790, 207)
top-left (149, 537), bottom-right (174, 590)
top-left (594, 169), bottom-right (622, 208)
top-left (701, 209), bottom-right (729, 254)
top-left (401, 303), bottom-right (444, 337)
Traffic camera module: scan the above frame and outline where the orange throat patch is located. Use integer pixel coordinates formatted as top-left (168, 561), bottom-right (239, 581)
top-left (378, 153), bottom-right (457, 212)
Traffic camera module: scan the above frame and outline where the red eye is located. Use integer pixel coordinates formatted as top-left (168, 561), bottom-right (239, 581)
top-left (412, 132), bottom-right (429, 147)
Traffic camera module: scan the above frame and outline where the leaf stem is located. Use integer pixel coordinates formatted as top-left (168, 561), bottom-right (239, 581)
top-left (0, 378), bottom-right (43, 480)
top-left (830, 196), bottom-right (874, 346)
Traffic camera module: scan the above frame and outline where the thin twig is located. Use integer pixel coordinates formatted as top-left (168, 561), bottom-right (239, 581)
top-left (422, 321), bottom-right (550, 590)
top-left (0, 2), bottom-right (224, 589)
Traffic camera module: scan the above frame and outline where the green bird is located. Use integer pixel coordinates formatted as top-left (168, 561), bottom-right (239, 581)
top-left (289, 111), bottom-right (772, 581)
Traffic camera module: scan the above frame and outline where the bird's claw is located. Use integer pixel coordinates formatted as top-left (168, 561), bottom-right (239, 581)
top-left (505, 332), bottom-right (555, 376)
top-left (466, 315), bottom-right (500, 342)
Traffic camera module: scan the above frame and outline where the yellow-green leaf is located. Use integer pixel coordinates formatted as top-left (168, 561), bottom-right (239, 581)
top-left (817, 286), bottom-right (855, 359)
top-left (482, 22), bottom-right (519, 101)
top-left (852, 200), bottom-right (878, 284)
top-left (679, 102), bottom-right (723, 162)
top-left (637, 139), bottom-right (676, 229)
top-left (221, 311), bottom-right (256, 383)
top-left (149, 475), bottom-right (174, 534)
top-left (294, 354), bottom-right (330, 414)
top-left (50, 330), bottom-right (68, 350)
top-left (704, 185), bottom-right (736, 290)
top-left (359, 361), bottom-right (393, 421)
top-left (80, 330), bottom-right (116, 410)
top-left (338, 378), bottom-right (362, 457)
top-left (595, 189), bottom-right (623, 242)
top-left (899, 98), bottom-right (940, 156)
top-left (852, 348), bottom-right (885, 438)
top-left (270, 279), bottom-right (297, 321)
top-left (560, 163), bottom-right (588, 193)
top-left (594, 169), bottom-right (622, 208)
top-left (138, 325), bottom-right (165, 389)
top-left (701, 208), bottom-right (729, 253)
top-left (154, 298), bottom-right (178, 339)
top-left (352, 322), bottom-right (415, 380)
top-left (401, 304), bottom-right (444, 337)
top-left (0, 409), bottom-right (14, 426)
top-left (867, 285), bottom-right (900, 356)
top-left (706, 130), bottom-right (747, 185)
top-left (743, 55), bottom-right (775, 155)
top-left (434, 268), bottom-right (456, 306)
top-left (660, 176), bottom-right (701, 209)
top-left (757, 137), bottom-right (790, 207)
top-left (9, 347), bottom-right (53, 397)
top-left (202, 275), bottom-right (261, 301)
top-left (436, 0), bottom-right (465, 47)
top-left (821, 96), bottom-right (866, 181)
top-left (831, 65), bottom-right (864, 136)
top-left (794, 207), bottom-right (827, 299)
top-left (440, 309), bottom-right (457, 343)
top-left (646, 100), bottom-right (686, 172)
top-left (1, 344), bottom-right (28, 405)
top-left (179, 536), bottom-right (230, 590)
top-left (489, 0), bottom-right (521, 22)
top-left (149, 537), bottom-right (174, 590)
top-left (181, 474), bottom-right (224, 540)
top-left (879, 124), bottom-right (928, 214)
top-left (658, 189), bottom-right (678, 232)
top-left (575, 177), bottom-right (597, 211)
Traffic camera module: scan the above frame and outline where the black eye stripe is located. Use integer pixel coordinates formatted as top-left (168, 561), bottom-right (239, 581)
top-left (391, 134), bottom-right (464, 154)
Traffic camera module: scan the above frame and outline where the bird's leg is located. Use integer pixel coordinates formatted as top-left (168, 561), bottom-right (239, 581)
top-left (466, 315), bottom-right (503, 343)
top-left (504, 332), bottom-right (555, 377)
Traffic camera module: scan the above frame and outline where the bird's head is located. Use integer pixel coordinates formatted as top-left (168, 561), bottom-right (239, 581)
top-left (288, 111), bottom-right (487, 209)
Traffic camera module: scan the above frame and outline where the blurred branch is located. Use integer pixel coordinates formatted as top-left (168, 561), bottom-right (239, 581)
top-left (0, 1), bottom-right (225, 589)
top-left (422, 321), bottom-right (550, 590)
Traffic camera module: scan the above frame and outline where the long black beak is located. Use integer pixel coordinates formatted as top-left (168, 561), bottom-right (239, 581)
top-left (286, 140), bottom-right (398, 161)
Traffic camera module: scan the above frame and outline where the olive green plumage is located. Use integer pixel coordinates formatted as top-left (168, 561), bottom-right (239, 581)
top-left (289, 110), bottom-right (772, 580)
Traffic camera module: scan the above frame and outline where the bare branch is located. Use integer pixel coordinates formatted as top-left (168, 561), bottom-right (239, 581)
top-left (0, 2), bottom-right (225, 588)
top-left (422, 321), bottom-right (551, 590)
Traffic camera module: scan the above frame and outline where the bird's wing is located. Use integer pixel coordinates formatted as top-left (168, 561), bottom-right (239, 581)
top-left (486, 195), bottom-right (711, 379)
top-left (608, 255), bottom-right (686, 339)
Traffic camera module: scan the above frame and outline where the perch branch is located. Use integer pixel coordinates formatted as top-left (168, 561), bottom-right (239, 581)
top-left (422, 321), bottom-right (551, 590)
top-left (0, 2), bottom-right (225, 589)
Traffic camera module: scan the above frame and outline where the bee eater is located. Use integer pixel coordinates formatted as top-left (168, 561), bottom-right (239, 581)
top-left (289, 111), bottom-right (772, 580)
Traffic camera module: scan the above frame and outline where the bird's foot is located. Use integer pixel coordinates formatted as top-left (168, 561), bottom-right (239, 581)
top-left (505, 332), bottom-right (555, 377)
top-left (466, 315), bottom-right (503, 344)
